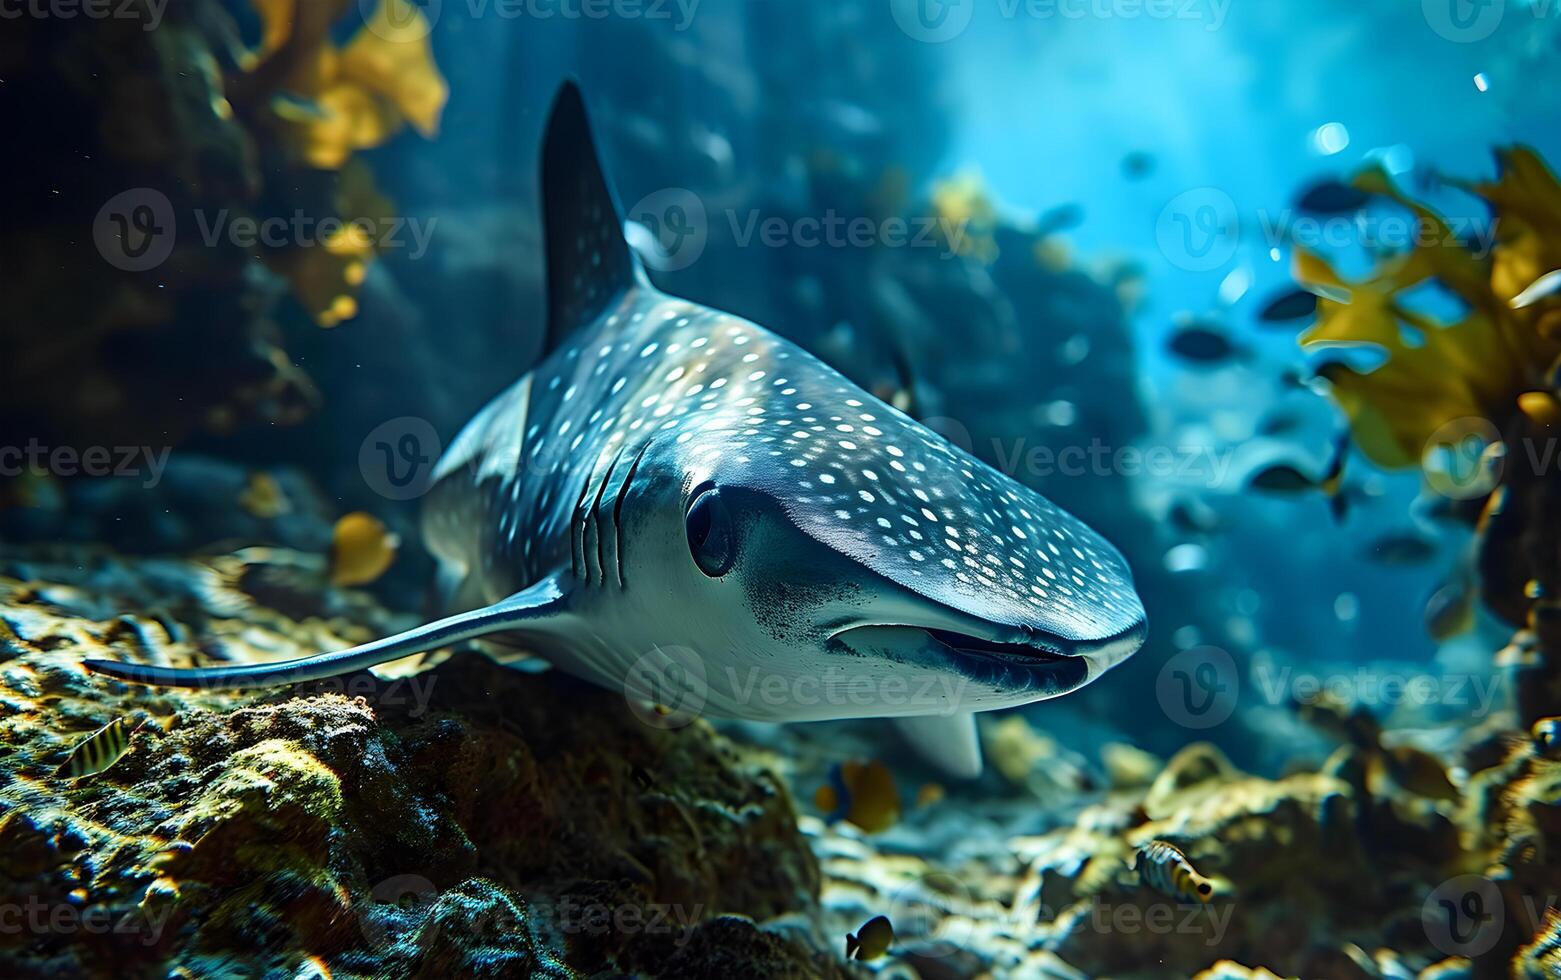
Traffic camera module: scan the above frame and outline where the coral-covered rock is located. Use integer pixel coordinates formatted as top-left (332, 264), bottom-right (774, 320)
top-left (0, 548), bottom-right (825, 978)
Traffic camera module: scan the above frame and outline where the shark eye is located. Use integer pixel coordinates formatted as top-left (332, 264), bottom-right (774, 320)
top-left (685, 483), bottom-right (735, 577)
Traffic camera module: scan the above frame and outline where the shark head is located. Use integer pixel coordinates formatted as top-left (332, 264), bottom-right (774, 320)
top-left (568, 293), bottom-right (1146, 723)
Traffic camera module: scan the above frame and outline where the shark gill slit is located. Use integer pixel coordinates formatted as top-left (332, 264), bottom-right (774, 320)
top-left (589, 447), bottom-right (622, 588)
top-left (571, 464), bottom-right (597, 583)
top-left (612, 440), bottom-right (649, 589)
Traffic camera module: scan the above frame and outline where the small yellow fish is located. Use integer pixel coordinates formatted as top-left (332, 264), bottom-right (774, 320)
top-left (916, 782), bottom-right (945, 807)
top-left (1134, 840), bottom-right (1228, 904)
top-left (1533, 717), bottom-right (1561, 759)
top-left (1376, 745), bottom-right (1459, 801)
top-left (1424, 578), bottom-right (1476, 642)
top-left (1518, 390), bottom-right (1561, 429)
top-left (328, 512), bottom-right (399, 587)
top-left (845, 915), bottom-right (893, 962)
top-left (54, 717), bottom-right (141, 779)
top-left (814, 759), bottom-right (900, 833)
top-left (238, 472), bottom-right (292, 519)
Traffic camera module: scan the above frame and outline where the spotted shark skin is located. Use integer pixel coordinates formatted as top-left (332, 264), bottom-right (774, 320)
top-left (85, 82), bottom-right (1147, 777)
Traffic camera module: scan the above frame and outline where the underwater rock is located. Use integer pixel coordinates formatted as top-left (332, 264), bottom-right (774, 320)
top-left (1514, 910), bottom-right (1561, 979)
top-left (0, 547), bottom-right (827, 978)
top-left (0, 0), bottom-right (445, 452)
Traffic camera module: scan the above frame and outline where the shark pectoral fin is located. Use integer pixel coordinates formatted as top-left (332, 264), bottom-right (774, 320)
top-left (895, 711), bottom-right (983, 780)
top-left (82, 575), bottom-right (571, 690)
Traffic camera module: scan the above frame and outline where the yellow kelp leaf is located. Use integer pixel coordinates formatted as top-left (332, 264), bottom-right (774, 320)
top-left (1465, 147), bottom-right (1561, 304)
top-left (1353, 167), bottom-right (1496, 308)
top-left (249, 0), bottom-right (295, 58)
top-left (1293, 248), bottom-right (1347, 293)
top-left (1311, 310), bottom-right (1521, 468)
top-left (269, 162), bottom-right (391, 326)
top-left (338, 0), bottom-right (448, 137)
top-left (1297, 163), bottom-right (1561, 471)
top-left (288, 84), bottom-right (404, 169)
top-left (930, 170), bottom-right (999, 261)
top-left (246, 0), bottom-right (444, 157)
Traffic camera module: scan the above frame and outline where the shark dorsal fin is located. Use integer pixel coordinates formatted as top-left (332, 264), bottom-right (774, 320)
top-left (541, 81), bottom-right (639, 355)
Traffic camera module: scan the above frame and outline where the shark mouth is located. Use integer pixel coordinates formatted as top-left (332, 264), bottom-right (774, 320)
top-left (830, 624), bottom-right (1094, 696)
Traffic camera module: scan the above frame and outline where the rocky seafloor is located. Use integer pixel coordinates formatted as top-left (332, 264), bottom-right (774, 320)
top-left (1, 535), bottom-right (1558, 979)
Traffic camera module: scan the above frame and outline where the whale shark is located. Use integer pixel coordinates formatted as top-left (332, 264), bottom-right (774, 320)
top-left (84, 82), bottom-right (1147, 777)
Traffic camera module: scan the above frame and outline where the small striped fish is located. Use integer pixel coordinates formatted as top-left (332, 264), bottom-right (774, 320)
top-left (54, 717), bottom-right (141, 779)
top-left (1134, 840), bottom-right (1227, 904)
top-left (1534, 717), bottom-right (1560, 759)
